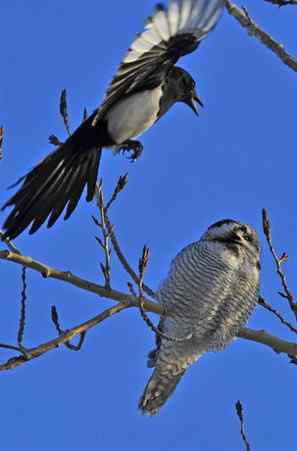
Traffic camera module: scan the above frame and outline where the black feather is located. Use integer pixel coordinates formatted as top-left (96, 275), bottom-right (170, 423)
top-left (46, 164), bottom-right (82, 229)
top-left (63, 158), bottom-right (90, 221)
top-left (1, 115), bottom-right (104, 239)
top-left (87, 149), bottom-right (101, 202)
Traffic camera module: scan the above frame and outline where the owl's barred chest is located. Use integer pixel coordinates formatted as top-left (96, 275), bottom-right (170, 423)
top-left (158, 242), bottom-right (259, 325)
top-left (158, 243), bottom-right (259, 352)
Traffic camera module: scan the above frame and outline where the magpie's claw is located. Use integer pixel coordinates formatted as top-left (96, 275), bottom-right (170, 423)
top-left (118, 140), bottom-right (143, 162)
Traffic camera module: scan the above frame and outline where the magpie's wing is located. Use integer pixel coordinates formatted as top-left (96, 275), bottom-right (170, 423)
top-left (93, 0), bottom-right (224, 124)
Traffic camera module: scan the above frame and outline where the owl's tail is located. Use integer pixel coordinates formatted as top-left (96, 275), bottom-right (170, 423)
top-left (139, 366), bottom-right (186, 415)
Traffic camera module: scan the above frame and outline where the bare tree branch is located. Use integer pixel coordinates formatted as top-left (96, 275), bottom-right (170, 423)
top-left (51, 305), bottom-right (86, 351)
top-left (60, 89), bottom-right (71, 136)
top-left (104, 174), bottom-right (128, 213)
top-left (0, 126), bottom-right (4, 160)
top-left (104, 212), bottom-right (155, 299)
top-left (0, 250), bottom-right (160, 314)
top-left (264, 0), bottom-right (297, 6)
top-left (259, 296), bottom-right (297, 335)
top-left (49, 134), bottom-right (63, 146)
top-left (235, 401), bottom-right (251, 451)
top-left (0, 343), bottom-right (27, 353)
top-left (1, 249), bottom-right (297, 366)
top-left (0, 231), bottom-right (21, 254)
top-left (262, 209), bottom-right (297, 319)
top-left (238, 327), bottom-right (297, 357)
top-left (0, 304), bottom-right (129, 371)
top-left (17, 267), bottom-right (28, 351)
top-left (93, 177), bottom-right (154, 298)
top-left (49, 87), bottom-right (76, 145)
top-left (83, 108), bottom-right (88, 121)
top-left (225, 1), bottom-right (297, 73)
top-left (94, 183), bottom-right (112, 290)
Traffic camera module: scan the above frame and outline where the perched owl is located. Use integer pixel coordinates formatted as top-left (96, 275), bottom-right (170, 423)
top-left (139, 219), bottom-right (261, 415)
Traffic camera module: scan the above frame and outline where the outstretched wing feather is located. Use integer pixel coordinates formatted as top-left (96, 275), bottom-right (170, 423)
top-left (93, 0), bottom-right (224, 123)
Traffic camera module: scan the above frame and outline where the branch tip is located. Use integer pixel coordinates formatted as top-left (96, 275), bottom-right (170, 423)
top-left (59, 88), bottom-right (71, 136)
top-left (0, 126), bottom-right (4, 160)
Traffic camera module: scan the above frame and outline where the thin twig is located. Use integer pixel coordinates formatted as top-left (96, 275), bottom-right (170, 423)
top-left (51, 306), bottom-right (63, 335)
top-left (259, 296), bottom-right (297, 335)
top-left (16, 267), bottom-right (32, 359)
top-left (0, 231), bottom-right (21, 254)
top-left (0, 126), bottom-right (4, 160)
top-left (50, 92), bottom-right (87, 145)
top-left (94, 178), bottom-right (155, 297)
top-left (60, 89), bottom-right (71, 136)
top-left (225, 1), bottom-right (297, 73)
top-left (264, 0), bottom-right (297, 5)
top-left (49, 135), bottom-right (63, 146)
top-left (64, 332), bottom-right (86, 351)
top-left (94, 183), bottom-right (112, 289)
top-left (17, 267), bottom-right (28, 347)
top-left (0, 304), bottom-right (129, 371)
top-left (128, 282), bottom-right (137, 297)
top-left (262, 209), bottom-right (297, 318)
top-left (104, 213), bottom-right (155, 299)
top-left (235, 401), bottom-right (251, 451)
top-left (83, 108), bottom-right (88, 121)
top-left (0, 343), bottom-right (27, 353)
top-left (104, 174), bottom-right (128, 212)
top-left (51, 306), bottom-right (86, 351)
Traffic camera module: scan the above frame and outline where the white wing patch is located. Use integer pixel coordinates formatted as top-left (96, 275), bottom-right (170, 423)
top-left (123, 0), bottom-right (224, 65)
top-left (168, 1), bottom-right (180, 35)
top-left (153, 8), bottom-right (171, 41)
top-left (179, 0), bottom-right (193, 30)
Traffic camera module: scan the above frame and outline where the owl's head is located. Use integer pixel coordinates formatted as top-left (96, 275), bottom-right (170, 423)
top-left (201, 219), bottom-right (260, 259)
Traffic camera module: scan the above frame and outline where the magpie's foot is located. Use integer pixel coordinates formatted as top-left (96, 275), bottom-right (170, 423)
top-left (118, 140), bottom-right (143, 162)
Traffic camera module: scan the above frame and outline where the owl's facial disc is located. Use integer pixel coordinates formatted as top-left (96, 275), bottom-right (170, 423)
top-left (203, 220), bottom-right (260, 255)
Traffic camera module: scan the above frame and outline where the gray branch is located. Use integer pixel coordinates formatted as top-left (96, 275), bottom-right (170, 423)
top-left (225, 1), bottom-right (297, 73)
top-left (1, 249), bottom-right (297, 371)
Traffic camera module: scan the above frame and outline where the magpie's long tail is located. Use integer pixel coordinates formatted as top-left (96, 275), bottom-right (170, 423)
top-left (1, 114), bottom-right (103, 239)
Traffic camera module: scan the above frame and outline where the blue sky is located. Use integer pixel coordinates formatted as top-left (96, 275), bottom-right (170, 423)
top-left (1, 1), bottom-right (297, 449)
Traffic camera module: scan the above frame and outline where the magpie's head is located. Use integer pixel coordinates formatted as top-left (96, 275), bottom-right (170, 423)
top-left (169, 67), bottom-right (203, 116)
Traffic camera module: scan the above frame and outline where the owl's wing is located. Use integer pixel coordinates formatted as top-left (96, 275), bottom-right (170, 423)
top-left (93, 0), bottom-right (224, 125)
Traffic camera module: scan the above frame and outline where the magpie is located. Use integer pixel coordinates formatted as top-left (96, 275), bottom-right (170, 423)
top-left (2, 0), bottom-right (224, 239)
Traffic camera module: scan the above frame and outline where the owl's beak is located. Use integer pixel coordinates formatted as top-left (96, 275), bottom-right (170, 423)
top-left (185, 89), bottom-right (204, 116)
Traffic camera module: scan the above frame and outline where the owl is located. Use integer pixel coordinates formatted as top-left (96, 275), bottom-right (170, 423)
top-left (139, 219), bottom-right (261, 415)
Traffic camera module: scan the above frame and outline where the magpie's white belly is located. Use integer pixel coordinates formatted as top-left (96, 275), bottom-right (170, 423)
top-left (106, 86), bottom-right (162, 144)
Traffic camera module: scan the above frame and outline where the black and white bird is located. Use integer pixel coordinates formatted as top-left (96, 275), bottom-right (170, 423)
top-left (2, 0), bottom-right (224, 239)
top-left (140, 219), bottom-right (261, 415)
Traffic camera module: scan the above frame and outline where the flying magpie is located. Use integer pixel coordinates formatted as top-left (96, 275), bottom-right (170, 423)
top-left (2, 0), bottom-right (224, 239)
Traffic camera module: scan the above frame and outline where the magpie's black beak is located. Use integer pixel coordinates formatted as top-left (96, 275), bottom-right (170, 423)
top-left (185, 89), bottom-right (203, 116)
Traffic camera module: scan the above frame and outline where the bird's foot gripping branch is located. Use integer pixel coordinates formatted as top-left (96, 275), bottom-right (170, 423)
top-left (116, 140), bottom-right (144, 162)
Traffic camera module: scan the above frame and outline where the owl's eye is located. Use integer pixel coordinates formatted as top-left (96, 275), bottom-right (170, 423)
top-left (243, 233), bottom-right (253, 242)
top-left (239, 226), bottom-right (252, 242)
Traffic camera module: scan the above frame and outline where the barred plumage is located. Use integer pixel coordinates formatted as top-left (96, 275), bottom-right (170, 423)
top-left (139, 219), bottom-right (260, 415)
